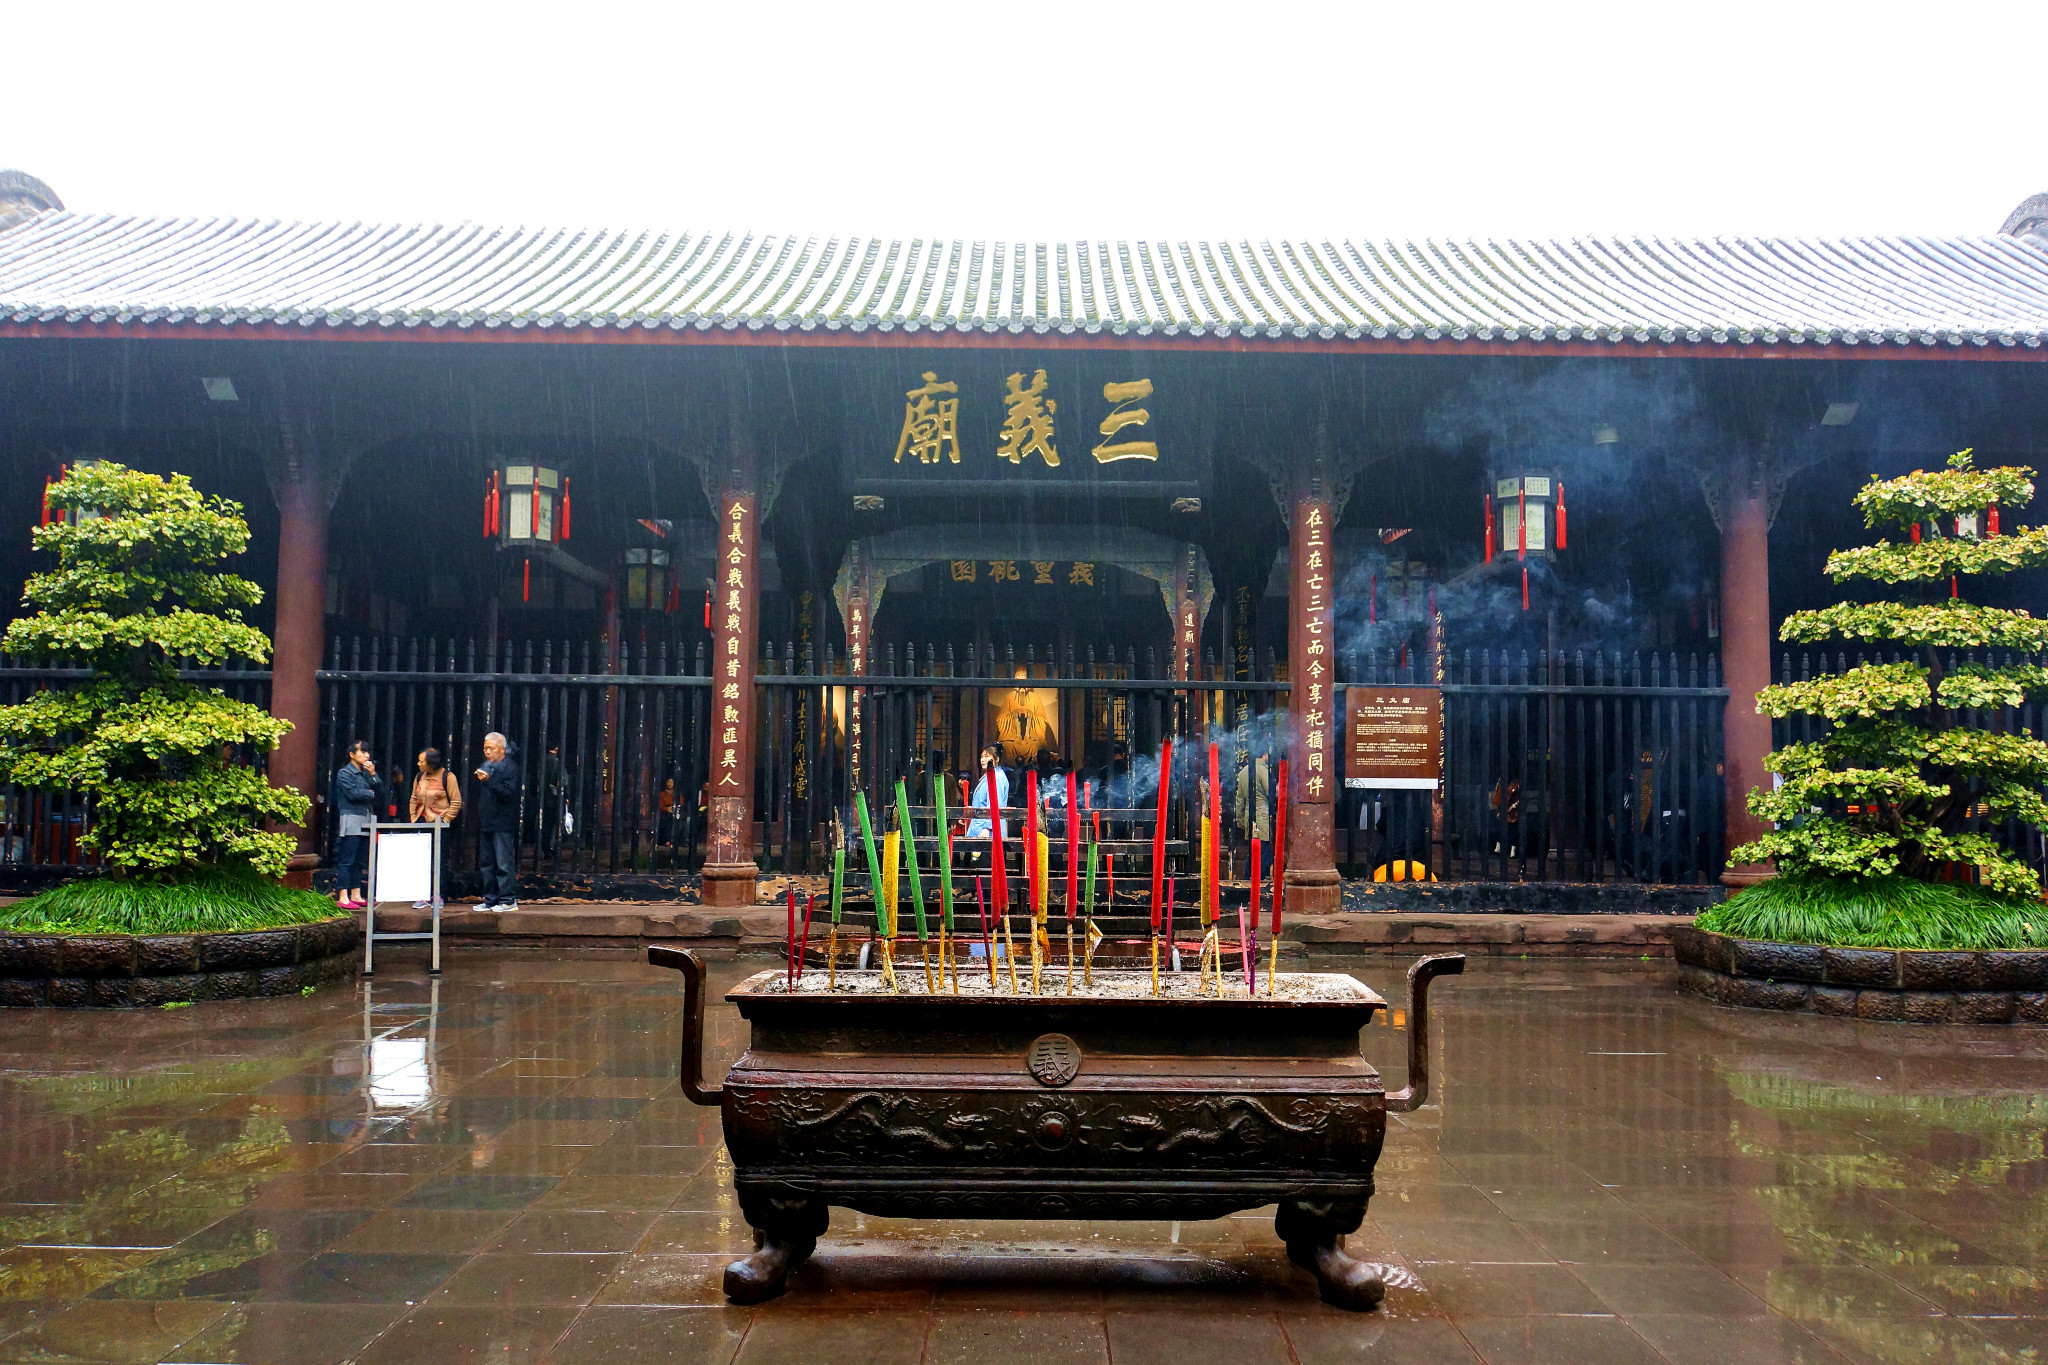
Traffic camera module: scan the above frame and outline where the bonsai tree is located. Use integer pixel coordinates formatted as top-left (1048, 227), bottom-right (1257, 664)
top-left (1705, 449), bottom-right (2048, 947)
top-left (0, 463), bottom-right (326, 933)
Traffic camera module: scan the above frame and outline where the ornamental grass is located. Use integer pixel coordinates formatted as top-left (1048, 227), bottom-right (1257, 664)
top-left (1698, 875), bottom-right (2048, 952)
top-left (0, 865), bottom-right (341, 936)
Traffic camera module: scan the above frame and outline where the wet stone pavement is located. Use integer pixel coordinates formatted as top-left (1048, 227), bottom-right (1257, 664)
top-left (0, 952), bottom-right (2045, 1364)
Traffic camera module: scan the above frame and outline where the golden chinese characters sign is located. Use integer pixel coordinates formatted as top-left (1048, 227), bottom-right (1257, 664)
top-left (894, 372), bottom-right (961, 464)
top-left (850, 355), bottom-right (1203, 500)
top-left (1345, 688), bottom-right (1442, 790)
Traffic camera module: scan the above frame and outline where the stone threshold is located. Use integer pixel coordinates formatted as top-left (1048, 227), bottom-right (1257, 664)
top-left (354, 903), bottom-right (1685, 958)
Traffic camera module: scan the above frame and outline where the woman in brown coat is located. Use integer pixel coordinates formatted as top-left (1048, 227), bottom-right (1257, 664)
top-left (411, 748), bottom-right (463, 824)
top-left (408, 749), bottom-right (461, 909)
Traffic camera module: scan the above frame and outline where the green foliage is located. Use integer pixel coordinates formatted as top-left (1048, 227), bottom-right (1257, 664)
top-left (1699, 874), bottom-right (2047, 950)
top-left (0, 463), bottom-right (308, 882)
top-left (1734, 449), bottom-right (2048, 901)
top-left (0, 864), bottom-right (342, 934)
top-left (1850, 449), bottom-right (2035, 529)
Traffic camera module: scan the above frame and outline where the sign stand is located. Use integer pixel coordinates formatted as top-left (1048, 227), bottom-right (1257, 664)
top-left (362, 821), bottom-right (443, 976)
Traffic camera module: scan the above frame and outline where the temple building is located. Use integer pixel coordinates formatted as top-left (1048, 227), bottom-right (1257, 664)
top-left (4, 167), bottom-right (2047, 907)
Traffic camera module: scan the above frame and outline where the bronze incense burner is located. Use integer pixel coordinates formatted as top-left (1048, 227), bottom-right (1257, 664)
top-left (649, 947), bottom-right (1463, 1309)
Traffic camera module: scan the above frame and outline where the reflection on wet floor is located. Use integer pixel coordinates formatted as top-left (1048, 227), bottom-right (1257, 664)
top-left (0, 950), bottom-right (2043, 1363)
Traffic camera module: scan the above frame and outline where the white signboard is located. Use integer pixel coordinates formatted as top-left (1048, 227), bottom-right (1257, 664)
top-left (372, 829), bottom-right (435, 905)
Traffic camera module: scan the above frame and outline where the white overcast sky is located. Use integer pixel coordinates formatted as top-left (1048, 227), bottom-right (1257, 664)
top-left (7, 1), bottom-right (2045, 241)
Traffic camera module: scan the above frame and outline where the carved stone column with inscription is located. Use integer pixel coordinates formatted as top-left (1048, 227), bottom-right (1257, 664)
top-left (701, 489), bottom-right (763, 907)
top-left (1286, 490), bottom-right (1341, 912)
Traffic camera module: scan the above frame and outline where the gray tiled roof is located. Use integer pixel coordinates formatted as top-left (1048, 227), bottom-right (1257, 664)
top-left (5, 210), bottom-right (2048, 348)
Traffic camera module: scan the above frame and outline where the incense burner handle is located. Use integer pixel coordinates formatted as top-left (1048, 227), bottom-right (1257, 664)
top-left (648, 946), bottom-right (723, 1106)
top-left (1384, 953), bottom-right (1464, 1114)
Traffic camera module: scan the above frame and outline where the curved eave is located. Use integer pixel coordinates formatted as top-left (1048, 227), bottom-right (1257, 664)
top-left (2, 313), bottom-right (2043, 361)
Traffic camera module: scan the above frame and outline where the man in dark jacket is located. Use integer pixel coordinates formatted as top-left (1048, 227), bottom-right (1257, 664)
top-left (473, 732), bottom-right (522, 910)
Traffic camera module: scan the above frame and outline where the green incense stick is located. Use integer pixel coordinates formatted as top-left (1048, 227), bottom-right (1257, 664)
top-left (1084, 838), bottom-right (1098, 921)
top-left (935, 778), bottom-right (955, 931)
top-left (895, 779), bottom-right (929, 941)
top-left (829, 843), bottom-right (845, 923)
top-left (854, 792), bottom-right (889, 939)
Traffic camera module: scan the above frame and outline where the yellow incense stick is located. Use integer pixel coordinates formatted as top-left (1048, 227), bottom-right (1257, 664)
top-left (1268, 936), bottom-right (1279, 996)
top-left (827, 923), bottom-right (839, 990)
top-left (881, 831), bottom-right (900, 928)
top-left (1085, 919), bottom-right (1102, 984)
top-left (881, 937), bottom-right (898, 992)
top-left (1150, 934), bottom-right (1160, 995)
top-left (1065, 923), bottom-right (1074, 995)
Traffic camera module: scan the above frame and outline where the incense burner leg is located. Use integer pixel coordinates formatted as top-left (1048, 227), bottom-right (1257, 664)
top-left (726, 1190), bottom-right (828, 1304)
top-left (1275, 1195), bottom-right (1384, 1311)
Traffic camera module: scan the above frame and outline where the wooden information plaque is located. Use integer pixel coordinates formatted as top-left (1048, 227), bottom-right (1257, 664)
top-left (1345, 687), bottom-right (1442, 790)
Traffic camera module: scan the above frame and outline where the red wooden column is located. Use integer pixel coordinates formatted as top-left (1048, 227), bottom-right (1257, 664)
top-left (701, 488), bottom-right (763, 906)
top-left (840, 544), bottom-right (875, 795)
top-left (1284, 491), bottom-right (1342, 912)
top-left (1717, 458), bottom-right (1775, 884)
top-left (269, 447), bottom-right (329, 888)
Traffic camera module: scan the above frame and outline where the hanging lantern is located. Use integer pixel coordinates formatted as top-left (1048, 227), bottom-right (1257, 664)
top-left (1492, 474), bottom-right (1559, 560)
top-left (497, 461), bottom-right (565, 547)
top-left (1491, 473), bottom-right (1560, 612)
top-left (42, 460), bottom-right (109, 527)
top-left (622, 548), bottom-right (674, 612)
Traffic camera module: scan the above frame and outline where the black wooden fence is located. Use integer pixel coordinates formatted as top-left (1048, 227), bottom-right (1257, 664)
top-left (1337, 649), bottom-right (1727, 885)
top-left (0, 636), bottom-right (1761, 890)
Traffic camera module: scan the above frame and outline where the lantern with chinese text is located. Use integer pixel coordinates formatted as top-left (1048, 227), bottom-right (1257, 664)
top-left (486, 461), bottom-right (571, 603)
top-left (1484, 473), bottom-right (1565, 611)
top-left (495, 462), bottom-right (568, 547)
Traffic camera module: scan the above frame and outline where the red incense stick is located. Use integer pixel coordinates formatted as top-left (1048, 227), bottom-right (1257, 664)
top-left (1149, 741), bottom-right (1172, 931)
top-left (987, 763), bottom-right (1008, 926)
top-left (1166, 875), bottom-right (1176, 966)
top-left (1239, 903), bottom-right (1254, 993)
top-left (1196, 740), bottom-right (1212, 925)
top-left (1248, 836), bottom-right (1263, 935)
top-left (799, 893), bottom-right (816, 986)
top-left (1023, 768), bottom-right (1041, 921)
top-left (785, 887), bottom-right (797, 991)
top-left (1065, 770), bottom-right (1079, 921)
top-left (1272, 758), bottom-right (1289, 938)
top-left (976, 875), bottom-right (996, 987)
top-left (1247, 837), bottom-right (1263, 995)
